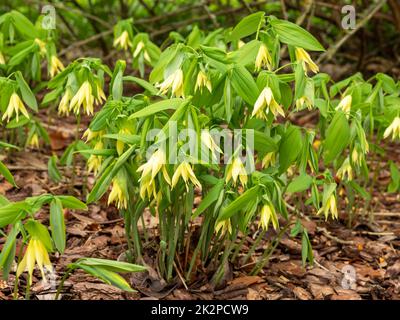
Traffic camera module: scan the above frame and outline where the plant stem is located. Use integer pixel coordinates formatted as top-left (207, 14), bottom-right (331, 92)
top-left (55, 269), bottom-right (73, 300)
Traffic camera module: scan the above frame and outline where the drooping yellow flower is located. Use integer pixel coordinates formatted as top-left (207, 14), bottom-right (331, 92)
top-left (16, 238), bottom-right (53, 285)
top-left (28, 133), bottom-right (39, 149)
top-left (87, 141), bottom-right (104, 175)
top-left (95, 83), bottom-right (106, 105)
top-left (238, 40), bottom-right (245, 49)
top-left (2, 92), bottom-right (30, 123)
top-left (261, 152), bottom-right (276, 169)
top-left (252, 87), bottom-right (285, 120)
top-left (133, 41), bottom-right (151, 62)
top-left (351, 147), bottom-right (363, 167)
top-left (255, 44), bottom-right (272, 71)
top-left (215, 219), bottom-right (232, 235)
top-left (69, 81), bottom-right (95, 115)
top-left (317, 194), bottom-right (338, 220)
top-left (171, 161), bottom-right (202, 191)
top-left (58, 88), bottom-right (72, 116)
top-left (108, 176), bottom-right (128, 209)
top-left (0, 52), bottom-right (5, 64)
top-left (82, 128), bottom-right (103, 142)
top-left (133, 41), bottom-right (144, 58)
top-left (295, 47), bottom-right (319, 74)
top-left (137, 149), bottom-right (170, 199)
top-left (336, 157), bottom-right (353, 181)
top-left (336, 95), bottom-right (352, 117)
top-left (201, 130), bottom-right (222, 154)
top-left (295, 96), bottom-right (313, 111)
top-left (116, 126), bottom-right (132, 156)
top-left (259, 203), bottom-right (279, 230)
top-left (137, 149), bottom-right (168, 180)
top-left (195, 70), bottom-right (212, 93)
top-left (49, 55), bottom-right (64, 78)
top-left (226, 157), bottom-right (247, 187)
top-left (383, 116), bottom-right (400, 140)
top-left (34, 38), bottom-right (47, 55)
top-left (113, 30), bottom-right (132, 51)
top-left (157, 69), bottom-right (184, 97)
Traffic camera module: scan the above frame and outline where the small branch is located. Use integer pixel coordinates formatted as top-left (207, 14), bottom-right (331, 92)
top-left (317, 0), bottom-right (388, 63)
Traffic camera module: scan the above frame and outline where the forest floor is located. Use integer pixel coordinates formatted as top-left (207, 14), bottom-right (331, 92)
top-left (0, 97), bottom-right (399, 301)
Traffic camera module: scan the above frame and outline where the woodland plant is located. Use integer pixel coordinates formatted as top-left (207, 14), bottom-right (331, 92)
top-left (79, 12), bottom-right (399, 284)
top-left (0, 9), bottom-right (399, 296)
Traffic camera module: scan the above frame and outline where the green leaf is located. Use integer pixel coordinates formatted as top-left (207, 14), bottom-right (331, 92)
top-left (228, 12), bottom-right (265, 41)
top-left (0, 225), bottom-right (19, 279)
top-left (75, 258), bottom-right (147, 273)
top-left (102, 133), bottom-right (140, 145)
top-left (323, 112), bottom-right (350, 164)
top-left (270, 18), bottom-right (325, 51)
top-left (72, 264), bottom-right (134, 292)
top-left (111, 60), bottom-right (126, 100)
top-left (87, 145), bottom-right (136, 203)
top-left (24, 220), bottom-right (53, 251)
top-left (388, 161), bottom-right (400, 193)
top-left (48, 155), bottom-right (62, 183)
top-left (123, 76), bottom-right (158, 95)
top-left (56, 196), bottom-right (87, 210)
top-left (0, 160), bottom-right (16, 186)
top-left (218, 186), bottom-right (259, 221)
top-left (129, 98), bottom-right (184, 119)
top-left (0, 202), bottom-right (27, 228)
top-left (192, 179), bottom-right (224, 218)
top-left (253, 131), bottom-right (278, 154)
top-left (231, 65), bottom-right (259, 105)
top-left (279, 125), bottom-right (303, 174)
top-left (287, 174), bottom-right (313, 193)
top-left (15, 71), bottom-right (38, 111)
top-left (50, 198), bottom-right (66, 253)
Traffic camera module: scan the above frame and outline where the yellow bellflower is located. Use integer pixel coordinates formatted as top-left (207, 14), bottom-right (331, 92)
top-left (317, 194), bottom-right (338, 220)
top-left (157, 69), bottom-right (184, 98)
top-left (87, 140), bottom-right (104, 175)
top-left (295, 47), bottom-right (319, 74)
top-left (108, 177), bottom-right (128, 209)
top-left (255, 44), bottom-right (272, 71)
top-left (2, 92), bottom-right (30, 123)
top-left (261, 152), bottom-right (276, 169)
top-left (201, 130), bottom-right (222, 154)
top-left (58, 88), bottom-right (72, 116)
top-left (16, 238), bottom-right (53, 285)
top-left (82, 128), bottom-right (103, 142)
top-left (295, 96), bottom-right (313, 111)
top-left (336, 95), bottom-right (352, 118)
top-left (137, 149), bottom-right (171, 200)
top-left (252, 87), bottom-right (285, 120)
top-left (49, 55), bottom-right (64, 78)
top-left (336, 157), bottom-right (353, 181)
top-left (34, 38), bottom-right (47, 55)
top-left (113, 30), bottom-right (132, 51)
top-left (383, 116), bottom-right (400, 140)
top-left (259, 203), bottom-right (279, 231)
top-left (0, 52), bottom-right (5, 64)
top-left (69, 81), bottom-right (103, 115)
top-left (215, 219), bottom-right (232, 235)
top-left (225, 157), bottom-right (247, 187)
top-left (171, 161), bottom-right (202, 191)
top-left (28, 133), bottom-right (40, 149)
top-left (195, 70), bottom-right (212, 93)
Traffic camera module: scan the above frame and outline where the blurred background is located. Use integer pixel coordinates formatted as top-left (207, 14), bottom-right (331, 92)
top-left (1, 0), bottom-right (399, 80)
